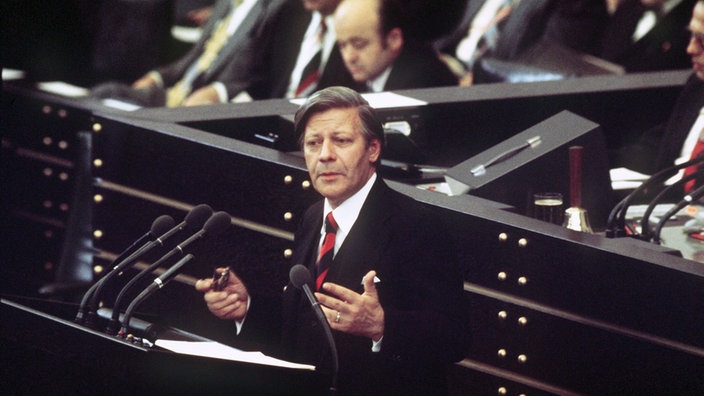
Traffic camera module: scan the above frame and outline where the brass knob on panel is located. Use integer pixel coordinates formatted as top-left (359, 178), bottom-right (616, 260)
top-left (94, 194), bottom-right (103, 203)
top-left (497, 348), bottom-right (507, 358)
top-left (518, 316), bottom-right (528, 326)
top-left (57, 109), bottom-right (68, 118)
top-left (283, 212), bottom-right (294, 222)
top-left (498, 387), bottom-right (507, 395)
top-left (58, 140), bottom-right (68, 150)
top-left (94, 265), bottom-right (104, 275)
top-left (284, 175), bottom-right (293, 185)
top-left (43, 136), bottom-right (53, 146)
top-left (517, 276), bottom-right (528, 286)
top-left (284, 249), bottom-right (293, 258)
top-left (42, 105), bottom-right (52, 115)
top-left (93, 229), bottom-right (103, 239)
top-left (517, 354), bottom-right (528, 364)
top-left (498, 232), bottom-right (508, 242)
top-left (302, 180), bottom-right (311, 190)
top-left (518, 238), bottom-right (528, 248)
top-left (58, 172), bottom-right (69, 181)
top-left (92, 123), bottom-right (102, 133)
top-left (93, 158), bottom-right (103, 168)
top-left (497, 272), bottom-right (507, 281)
top-left (497, 310), bottom-right (508, 321)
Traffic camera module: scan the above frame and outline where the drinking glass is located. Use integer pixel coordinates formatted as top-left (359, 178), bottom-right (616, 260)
top-left (533, 192), bottom-right (564, 225)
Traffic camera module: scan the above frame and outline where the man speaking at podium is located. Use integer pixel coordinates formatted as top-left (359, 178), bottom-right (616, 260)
top-left (195, 86), bottom-right (467, 395)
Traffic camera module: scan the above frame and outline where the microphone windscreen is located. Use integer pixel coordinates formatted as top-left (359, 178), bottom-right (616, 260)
top-left (290, 264), bottom-right (312, 289)
top-left (203, 211), bottom-right (231, 235)
top-left (185, 204), bottom-right (213, 229)
top-left (151, 215), bottom-right (175, 237)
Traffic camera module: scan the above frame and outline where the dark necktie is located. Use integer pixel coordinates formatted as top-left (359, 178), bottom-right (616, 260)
top-left (315, 212), bottom-right (337, 290)
top-left (295, 20), bottom-right (327, 98)
top-left (684, 128), bottom-right (704, 193)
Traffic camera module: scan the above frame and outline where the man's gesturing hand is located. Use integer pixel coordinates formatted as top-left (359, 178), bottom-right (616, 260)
top-left (315, 270), bottom-right (384, 341)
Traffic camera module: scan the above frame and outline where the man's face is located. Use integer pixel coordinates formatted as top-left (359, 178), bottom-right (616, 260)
top-left (688, 1), bottom-right (704, 81)
top-left (303, 107), bottom-right (381, 208)
top-left (334, 0), bottom-right (402, 84)
top-left (302, 0), bottom-right (341, 16)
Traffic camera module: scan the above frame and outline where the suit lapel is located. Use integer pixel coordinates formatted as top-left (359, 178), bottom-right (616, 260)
top-left (324, 178), bottom-right (393, 292)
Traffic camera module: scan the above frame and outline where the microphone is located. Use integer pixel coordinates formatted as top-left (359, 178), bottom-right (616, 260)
top-left (118, 253), bottom-right (195, 337)
top-left (639, 169), bottom-right (704, 241)
top-left (652, 183), bottom-right (704, 244)
top-left (80, 204), bottom-right (213, 325)
top-left (605, 154), bottom-right (704, 238)
top-left (108, 211), bottom-right (231, 331)
top-left (289, 264), bottom-right (338, 396)
top-left (75, 214), bottom-right (175, 324)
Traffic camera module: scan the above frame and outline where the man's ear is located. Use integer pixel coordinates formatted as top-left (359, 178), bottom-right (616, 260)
top-left (368, 139), bottom-right (381, 163)
top-left (386, 27), bottom-right (403, 53)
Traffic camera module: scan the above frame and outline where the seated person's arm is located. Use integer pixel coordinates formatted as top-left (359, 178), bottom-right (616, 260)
top-left (132, 71), bottom-right (163, 90)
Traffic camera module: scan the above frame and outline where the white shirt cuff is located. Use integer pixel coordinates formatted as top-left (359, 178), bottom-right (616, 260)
top-left (147, 71), bottom-right (164, 89)
top-left (211, 82), bottom-right (229, 103)
top-left (371, 336), bottom-right (383, 353)
top-left (234, 295), bottom-right (252, 335)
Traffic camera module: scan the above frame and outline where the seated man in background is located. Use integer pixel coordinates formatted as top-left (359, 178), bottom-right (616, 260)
top-left (91, 0), bottom-right (286, 107)
top-left (614, 0), bottom-right (704, 180)
top-left (332, 0), bottom-right (457, 92)
top-left (246, 0), bottom-right (359, 100)
top-left (195, 86), bottom-right (468, 395)
top-left (433, 0), bottom-right (610, 85)
top-left (601, 0), bottom-right (696, 72)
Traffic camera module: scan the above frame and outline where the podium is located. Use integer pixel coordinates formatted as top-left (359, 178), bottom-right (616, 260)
top-left (1, 297), bottom-right (326, 395)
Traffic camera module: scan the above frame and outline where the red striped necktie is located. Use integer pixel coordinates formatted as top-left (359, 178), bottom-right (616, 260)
top-left (684, 128), bottom-right (704, 193)
top-left (295, 20), bottom-right (327, 98)
top-left (315, 212), bottom-right (337, 290)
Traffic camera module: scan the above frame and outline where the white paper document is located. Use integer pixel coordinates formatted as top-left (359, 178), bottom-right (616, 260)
top-left (610, 167), bottom-right (683, 190)
top-left (36, 81), bottom-right (89, 97)
top-left (155, 339), bottom-right (315, 370)
top-left (290, 92), bottom-right (427, 109)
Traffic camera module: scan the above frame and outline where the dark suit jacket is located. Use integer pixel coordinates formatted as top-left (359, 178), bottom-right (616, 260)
top-left (242, 177), bottom-right (468, 395)
top-left (616, 74), bottom-right (704, 174)
top-left (434, 0), bottom-right (609, 64)
top-left (601, 0), bottom-right (695, 72)
top-left (157, 0), bottom-right (285, 100)
top-left (382, 41), bottom-right (458, 91)
top-left (248, 0), bottom-right (359, 99)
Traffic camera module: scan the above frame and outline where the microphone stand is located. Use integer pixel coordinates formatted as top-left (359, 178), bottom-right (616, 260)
top-left (290, 264), bottom-right (338, 395)
top-left (118, 254), bottom-right (195, 338)
top-left (639, 169), bottom-right (704, 241)
top-left (606, 154), bottom-right (704, 238)
top-left (652, 184), bottom-right (704, 244)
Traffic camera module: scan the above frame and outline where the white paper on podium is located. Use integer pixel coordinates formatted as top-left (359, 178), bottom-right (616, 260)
top-left (290, 91), bottom-right (427, 109)
top-left (36, 81), bottom-right (89, 97)
top-left (610, 167), bottom-right (683, 190)
top-left (155, 339), bottom-right (315, 370)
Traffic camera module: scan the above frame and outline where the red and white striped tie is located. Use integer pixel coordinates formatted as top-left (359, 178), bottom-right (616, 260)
top-left (315, 211), bottom-right (337, 290)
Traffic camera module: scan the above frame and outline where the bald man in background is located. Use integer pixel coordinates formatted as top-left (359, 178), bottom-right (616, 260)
top-left (333, 0), bottom-right (457, 92)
